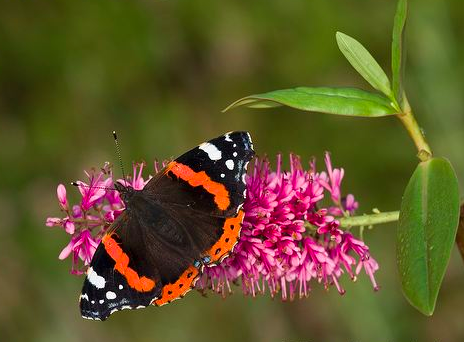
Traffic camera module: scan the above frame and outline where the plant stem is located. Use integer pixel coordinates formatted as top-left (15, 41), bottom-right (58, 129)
top-left (339, 211), bottom-right (400, 228)
top-left (455, 203), bottom-right (464, 262)
top-left (396, 97), bottom-right (433, 161)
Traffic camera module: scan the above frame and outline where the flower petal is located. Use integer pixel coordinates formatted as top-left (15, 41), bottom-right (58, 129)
top-left (46, 217), bottom-right (61, 227)
top-left (58, 240), bottom-right (75, 260)
top-left (57, 184), bottom-right (68, 210)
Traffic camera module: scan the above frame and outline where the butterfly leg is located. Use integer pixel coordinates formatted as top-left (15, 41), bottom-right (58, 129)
top-left (201, 255), bottom-right (211, 264)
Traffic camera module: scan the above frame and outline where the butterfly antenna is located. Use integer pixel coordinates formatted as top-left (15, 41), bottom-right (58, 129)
top-left (71, 182), bottom-right (115, 191)
top-left (112, 131), bottom-right (126, 182)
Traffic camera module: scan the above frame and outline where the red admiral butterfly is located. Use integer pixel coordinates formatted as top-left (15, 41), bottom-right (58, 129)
top-left (80, 131), bottom-right (254, 320)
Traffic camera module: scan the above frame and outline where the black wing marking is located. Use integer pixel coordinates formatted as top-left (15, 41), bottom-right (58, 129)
top-left (145, 131), bottom-right (254, 217)
top-left (79, 233), bottom-right (162, 321)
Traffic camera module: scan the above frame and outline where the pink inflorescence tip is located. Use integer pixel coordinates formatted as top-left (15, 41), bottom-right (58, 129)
top-left (46, 154), bottom-right (378, 297)
top-left (46, 162), bottom-right (152, 274)
top-left (197, 153), bottom-right (378, 299)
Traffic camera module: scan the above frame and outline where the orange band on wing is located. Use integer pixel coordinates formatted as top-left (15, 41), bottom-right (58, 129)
top-left (153, 265), bottom-right (199, 306)
top-left (206, 209), bottom-right (245, 263)
top-left (102, 235), bottom-right (156, 292)
top-left (166, 161), bottom-right (230, 210)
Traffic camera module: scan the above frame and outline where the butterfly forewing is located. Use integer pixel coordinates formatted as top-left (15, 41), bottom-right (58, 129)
top-left (146, 131), bottom-right (254, 217)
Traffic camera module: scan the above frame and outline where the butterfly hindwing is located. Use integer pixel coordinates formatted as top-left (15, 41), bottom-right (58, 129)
top-left (80, 231), bottom-right (162, 321)
top-left (80, 204), bottom-right (206, 320)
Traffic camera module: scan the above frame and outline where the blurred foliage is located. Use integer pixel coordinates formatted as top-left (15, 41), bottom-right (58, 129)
top-left (0, 0), bottom-right (463, 341)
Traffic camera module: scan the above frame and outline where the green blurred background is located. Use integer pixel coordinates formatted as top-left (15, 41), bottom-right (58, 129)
top-left (1, 0), bottom-right (463, 341)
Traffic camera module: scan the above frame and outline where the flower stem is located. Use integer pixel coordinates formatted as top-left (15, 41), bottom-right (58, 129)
top-left (339, 211), bottom-right (400, 228)
top-left (396, 97), bottom-right (433, 162)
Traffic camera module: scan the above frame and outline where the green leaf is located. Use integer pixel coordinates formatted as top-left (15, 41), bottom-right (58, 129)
top-left (397, 158), bottom-right (460, 315)
top-left (224, 87), bottom-right (397, 117)
top-left (336, 32), bottom-right (393, 99)
top-left (392, 0), bottom-right (408, 107)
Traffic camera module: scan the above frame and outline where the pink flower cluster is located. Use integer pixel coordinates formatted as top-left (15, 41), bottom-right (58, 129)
top-left (46, 162), bottom-right (154, 274)
top-left (198, 153), bottom-right (378, 299)
top-left (46, 154), bottom-right (378, 297)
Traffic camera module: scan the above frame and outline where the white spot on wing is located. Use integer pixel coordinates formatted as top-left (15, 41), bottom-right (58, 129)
top-left (91, 300), bottom-right (95, 304)
top-left (87, 267), bottom-right (106, 289)
top-left (199, 142), bottom-right (222, 161)
top-left (119, 284), bottom-right (123, 290)
top-left (233, 152), bottom-right (238, 157)
top-left (220, 173), bottom-right (225, 178)
top-left (224, 133), bottom-right (233, 142)
top-left (80, 293), bottom-right (89, 301)
top-left (225, 159), bottom-right (234, 170)
top-left (106, 291), bottom-right (117, 300)
top-left (247, 132), bottom-right (254, 150)
top-left (99, 299), bottom-right (104, 304)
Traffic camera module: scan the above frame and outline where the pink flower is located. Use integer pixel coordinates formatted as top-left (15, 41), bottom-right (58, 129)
top-left (46, 216), bottom-right (75, 234)
top-left (46, 217), bottom-right (61, 227)
top-left (77, 172), bottom-right (112, 211)
top-left (320, 152), bottom-right (344, 204)
top-left (344, 194), bottom-right (359, 214)
top-left (118, 162), bottom-right (150, 190)
top-left (57, 184), bottom-right (68, 210)
top-left (46, 163), bottom-right (150, 274)
top-left (198, 153), bottom-right (378, 299)
top-left (341, 232), bottom-right (380, 290)
top-left (59, 230), bottom-right (100, 274)
top-left (317, 220), bottom-right (343, 243)
top-left (46, 153), bottom-right (378, 300)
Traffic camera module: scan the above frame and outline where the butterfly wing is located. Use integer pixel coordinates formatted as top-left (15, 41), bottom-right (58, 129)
top-left (146, 131), bottom-right (253, 212)
top-left (147, 131), bottom-right (254, 305)
top-left (146, 131), bottom-right (254, 257)
top-left (79, 214), bottom-right (163, 321)
top-left (80, 205), bottom-right (202, 320)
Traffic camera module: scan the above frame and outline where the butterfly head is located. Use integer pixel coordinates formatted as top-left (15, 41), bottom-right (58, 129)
top-left (114, 181), bottom-right (135, 205)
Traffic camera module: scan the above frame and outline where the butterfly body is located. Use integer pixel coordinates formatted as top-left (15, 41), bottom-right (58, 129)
top-left (80, 131), bottom-right (254, 320)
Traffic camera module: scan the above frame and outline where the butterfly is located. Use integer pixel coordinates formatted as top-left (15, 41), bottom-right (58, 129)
top-left (79, 131), bottom-right (254, 320)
